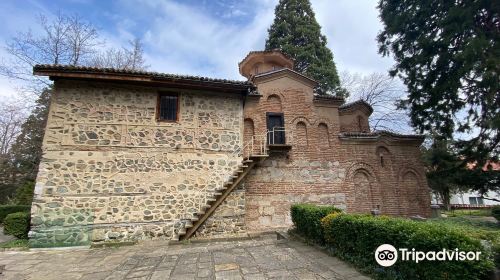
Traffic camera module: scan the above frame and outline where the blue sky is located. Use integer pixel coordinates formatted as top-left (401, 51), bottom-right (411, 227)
top-left (0, 0), bottom-right (395, 99)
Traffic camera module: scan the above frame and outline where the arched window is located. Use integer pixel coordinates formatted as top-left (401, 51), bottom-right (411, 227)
top-left (267, 94), bottom-right (282, 112)
top-left (353, 170), bottom-right (374, 212)
top-left (318, 123), bottom-right (330, 148)
top-left (376, 147), bottom-right (391, 168)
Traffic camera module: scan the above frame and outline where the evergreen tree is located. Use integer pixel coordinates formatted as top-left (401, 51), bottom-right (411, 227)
top-left (378, 0), bottom-right (499, 169)
top-left (423, 137), bottom-right (465, 210)
top-left (10, 88), bottom-right (51, 181)
top-left (423, 136), bottom-right (500, 209)
top-left (265, 0), bottom-right (343, 97)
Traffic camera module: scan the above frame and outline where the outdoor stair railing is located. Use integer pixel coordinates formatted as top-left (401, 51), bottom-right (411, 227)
top-left (176, 127), bottom-right (292, 240)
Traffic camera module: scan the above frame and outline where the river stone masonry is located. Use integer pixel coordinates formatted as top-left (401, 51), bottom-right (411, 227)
top-left (31, 80), bottom-right (244, 247)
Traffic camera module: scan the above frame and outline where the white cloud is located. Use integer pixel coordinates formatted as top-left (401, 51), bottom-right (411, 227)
top-left (132, 0), bottom-right (276, 79)
top-left (0, 0), bottom-right (397, 98)
top-left (130, 0), bottom-right (394, 80)
top-left (312, 0), bottom-right (394, 75)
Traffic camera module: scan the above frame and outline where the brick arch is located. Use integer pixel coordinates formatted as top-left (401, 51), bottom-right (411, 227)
top-left (375, 146), bottom-right (393, 168)
top-left (311, 117), bottom-right (330, 126)
top-left (345, 162), bottom-right (382, 213)
top-left (289, 116), bottom-right (312, 126)
top-left (295, 121), bottom-right (308, 147)
top-left (346, 162), bottom-right (380, 184)
top-left (318, 123), bottom-right (330, 148)
top-left (267, 94), bottom-right (282, 112)
top-left (397, 167), bottom-right (426, 217)
top-left (264, 89), bottom-right (286, 103)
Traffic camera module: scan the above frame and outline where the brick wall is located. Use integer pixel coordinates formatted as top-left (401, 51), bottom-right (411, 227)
top-left (243, 73), bottom-right (431, 231)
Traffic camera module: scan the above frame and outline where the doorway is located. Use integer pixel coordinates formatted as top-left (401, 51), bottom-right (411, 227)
top-left (266, 112), bottom-right (285, 144)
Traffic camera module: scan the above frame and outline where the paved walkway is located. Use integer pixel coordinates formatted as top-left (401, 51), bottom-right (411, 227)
top-left (0, 226), bottom-right (15, 243)
top-left (0, 235), bottom-right (370, 280)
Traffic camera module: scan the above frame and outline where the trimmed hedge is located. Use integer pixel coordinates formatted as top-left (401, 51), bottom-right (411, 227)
top-left (321, 214), bottom-right (494, 280)
top-left (290, 204), bottom-right (341, 244)
top-left (4, 212), bottom-right (30, 239)
top-left (0, 205), bottom-right (31, 223)
top-left (492, 206), bottom-right (500, 222)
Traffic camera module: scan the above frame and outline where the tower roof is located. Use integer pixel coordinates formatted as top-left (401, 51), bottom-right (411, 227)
top-left (238, 50), bottom-right (294, 79)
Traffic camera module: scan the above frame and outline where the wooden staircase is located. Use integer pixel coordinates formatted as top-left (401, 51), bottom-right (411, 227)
top-left (176, 155), bottom-right (268, 241)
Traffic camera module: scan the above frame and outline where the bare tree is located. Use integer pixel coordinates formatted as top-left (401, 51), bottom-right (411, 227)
top-left (0, 12), bottom-right (102, 92)
top-left (0, 101), bottom-right (25, 155)
top-left (0, 11), bottom-right (148, 103)
top-left (88, 39), bottom-right (148, 70)
top-left (65, 14), bottom-right (100, 66)
top-left (341, 71), bottom-right (411, 133)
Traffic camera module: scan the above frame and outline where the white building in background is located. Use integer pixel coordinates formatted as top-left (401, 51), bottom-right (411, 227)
top-left (431, 191), bottom-right (500, 206)
top-left (431, 161), bottom-right (500, 207)
top-left (449, 191), bottom-right (500, 206)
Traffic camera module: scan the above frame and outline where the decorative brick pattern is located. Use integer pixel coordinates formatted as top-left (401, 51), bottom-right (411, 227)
top-left (243, 73), bottom-right (430, 231)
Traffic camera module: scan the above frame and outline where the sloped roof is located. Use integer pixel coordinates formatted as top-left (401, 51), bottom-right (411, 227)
top-left (339, 130), bottom-right (425, 143)
top-left (251, 68), bottom-right (318, 87)
top-left (33, 64), bottom-right (253, 93)
top-left (238, 50), bottom-right (294, 67)
top-left (339, 100), bottom-right (374, 114)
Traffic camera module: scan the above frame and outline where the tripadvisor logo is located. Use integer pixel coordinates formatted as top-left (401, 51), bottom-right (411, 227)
top-left (374, 244), bottom-right (482, 267)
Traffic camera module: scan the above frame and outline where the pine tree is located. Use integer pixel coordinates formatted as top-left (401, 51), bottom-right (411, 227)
top-left (265, 0), bottom-right (343, 97)
top-left (378, 0), bottom-right (499, 168)
top-left (10, 88), bottom-right (51, 181)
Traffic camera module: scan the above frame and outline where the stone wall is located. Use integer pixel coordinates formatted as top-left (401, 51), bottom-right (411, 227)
top-left (31, 80), bottom-right (244, 246)
top-left (194, 184), bottom-right (246, 238)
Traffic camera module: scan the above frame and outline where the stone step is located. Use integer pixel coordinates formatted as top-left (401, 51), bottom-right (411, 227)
top-left (201, 204), bottom-right (211, 209)
top-left (185, 221), bottom-right (193, 228)
top-left (207, 197), bottom-right (216, 202)
top-left (236, 169), bottom-right (244, 173)
top-left (178, 228), bottom-right (186, 235)
top-left (230, 175), bottom-right (238, 179)
top-left (243, 160), bottom-right (253, 163)
top-left (197, 210), bottom-right (205, 216)
top-left (191, 216), bottom-right (199, 222)
top-left (250, 154), bottom-right (268, 157)
top-left (214, 192), bottom-right (222, 196)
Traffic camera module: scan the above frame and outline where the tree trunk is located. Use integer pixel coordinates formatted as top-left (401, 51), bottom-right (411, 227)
top-left (441, 189), bottom-right (451, 211)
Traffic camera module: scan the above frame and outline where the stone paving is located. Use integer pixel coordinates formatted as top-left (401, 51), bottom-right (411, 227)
top-left (0, 235), bottom-right (371, 280)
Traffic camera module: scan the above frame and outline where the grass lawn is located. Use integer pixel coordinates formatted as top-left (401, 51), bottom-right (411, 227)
top-left (428, 215), bottom-right (499, 243)
top-left (443, 208), bottom-right (492, 217)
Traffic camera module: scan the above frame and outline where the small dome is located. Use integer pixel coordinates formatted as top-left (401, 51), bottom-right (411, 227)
top-left (238, 50), bottom-right (294, 79)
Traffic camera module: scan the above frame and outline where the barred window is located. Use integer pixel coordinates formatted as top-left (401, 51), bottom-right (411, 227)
top-left (157, 93), bottom-right (178, 121)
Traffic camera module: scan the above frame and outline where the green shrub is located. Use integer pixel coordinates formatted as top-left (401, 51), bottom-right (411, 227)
top-left (0, 205), bottom-right (30, 223)
top-left (492, 206), bottom-right (500, 222)
top-left (4, 212), bottom-right (30, 239)
top-left (14, 181), bottom-right (35, 205)
top-left (290, 204), bottom-right (341, 244)
top-left (322, 214), bottom-right (494, 280)
top-left (492, 242), bottom-right (500, 269)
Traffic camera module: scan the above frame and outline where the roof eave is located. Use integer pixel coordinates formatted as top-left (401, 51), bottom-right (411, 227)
top-left (339, 132), bottom-right (425, 145)
top-left (34, 67), bottom-right (252, 94)
top-left (251, 68), bottom-right (318, 87)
